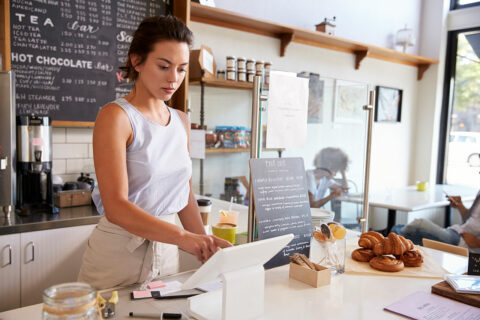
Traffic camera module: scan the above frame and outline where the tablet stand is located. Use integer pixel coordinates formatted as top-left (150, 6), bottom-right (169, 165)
top-left (187, 264), bottom-right (265, 320)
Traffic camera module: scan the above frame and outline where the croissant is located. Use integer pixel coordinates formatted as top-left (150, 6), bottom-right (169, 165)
top-left (358, 231), bottom-right (384, 249)
top-left (373, 233), bottom-right (414, 256)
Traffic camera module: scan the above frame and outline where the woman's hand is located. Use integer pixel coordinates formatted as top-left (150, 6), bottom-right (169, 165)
top-left (179, 232), bottom-right (232, 263)
top-left (329, 188), bottom-right (343, 198)
top-left (446, 195), bottom-right (468, 217)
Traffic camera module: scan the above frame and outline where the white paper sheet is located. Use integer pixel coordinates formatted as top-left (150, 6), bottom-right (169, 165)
top-left (384, 291), bottom-right (480, 320)
top-left (157, 280), bottom-right (183, 295)
top-left (266, 71), bottom-right (309, 149)
top-left (190, 129), bottom-right (206, 159)
top-left (202, 49), bottom-right (214, 75)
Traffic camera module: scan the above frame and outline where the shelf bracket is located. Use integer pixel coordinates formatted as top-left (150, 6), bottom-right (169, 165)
top-left (417, 64), bottom-right (430, 81)
top-left (279, 32), bottom-right (294, 57)
top-left (354, 50), bottom-right (369, 70)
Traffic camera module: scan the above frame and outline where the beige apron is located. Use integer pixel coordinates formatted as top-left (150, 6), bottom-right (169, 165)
top-left (78, 215), bottom-right (179, 290)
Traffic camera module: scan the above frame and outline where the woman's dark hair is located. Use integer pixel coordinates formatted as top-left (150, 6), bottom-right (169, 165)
top-left (120, 15), bottom-right (193, 81)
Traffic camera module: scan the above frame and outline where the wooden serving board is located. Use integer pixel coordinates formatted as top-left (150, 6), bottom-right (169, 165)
top-left (431, 281), bottom-right (480, 307)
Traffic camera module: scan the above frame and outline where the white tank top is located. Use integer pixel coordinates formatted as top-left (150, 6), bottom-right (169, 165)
top-left (92, 98), bottom-right (192, 216)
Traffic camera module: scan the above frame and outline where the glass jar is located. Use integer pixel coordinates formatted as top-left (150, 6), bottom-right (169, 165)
top-left (264, 62), bottom-right (272, 85)
top-left (237, 68), bottom-right (246, 82)
top-left (217, 69), bottom-right (225, 80)
top-left (226, 68), bottom-right (236, 81)
top-left (255, 60), bottom-right (264, 76)
top-left (247, 72), bottom-right (255, 82)
top-left (43, 282), bottom-right (98, 320)
top-left (226, 56), bottom-right (236, 69)
top-left (237, 57), bottom-right (246, 70)
top-left (246, 59), bottom-right (255, 72)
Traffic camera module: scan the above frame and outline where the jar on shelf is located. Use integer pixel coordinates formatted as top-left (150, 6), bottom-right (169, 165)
top-left (264, 61), bottom-right (272, 85)
top-left (217, 69), bottom-right (226, 80)
top-left (255, 60), bottom-right (264, 77)
top-left (226, 68), bottom-right (236, 81)
top-left (237, 68), bottom-right (246, 82)
top-left (226, 56), bottom-right (236, 69)
top-left (247, 72), bottom-right (255, 82)
top-left (42, 282), bottom-right (98, 320)
top-left (237, 57), bottom-right (246, 70)
top-left (246, 59), bottom-right (255, 72)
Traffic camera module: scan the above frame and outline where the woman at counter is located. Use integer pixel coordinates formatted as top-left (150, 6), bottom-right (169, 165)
top-left (78, 16), bottom-right (231, 289)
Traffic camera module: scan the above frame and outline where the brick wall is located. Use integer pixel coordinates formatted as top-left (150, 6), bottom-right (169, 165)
top-left (52, 127), bottom-right (95, 185)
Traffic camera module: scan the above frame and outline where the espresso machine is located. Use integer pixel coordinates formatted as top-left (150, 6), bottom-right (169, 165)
top-left (16, 114), bottom-right (56, 215)
top-left (0, 72), bottom-right (16, 221)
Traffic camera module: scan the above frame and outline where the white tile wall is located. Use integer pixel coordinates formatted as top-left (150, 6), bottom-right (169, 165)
top-left (52, 127), bottom-right (94, 184)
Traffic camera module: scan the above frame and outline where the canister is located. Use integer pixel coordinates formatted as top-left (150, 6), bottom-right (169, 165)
top-left (226, 68), bottom-right (236, 81)
top-left (237, 57), bottom-right (246, 70)
top-left (255, 60), bottom-right (264, 76)
top-left (247, 72), bottom-right (255, 82)
top-left (226, 56), bottom-right (236, 69)
top-left (246, 59), bottom-right (255, 71)
top-left (237, 68), bottom-right (246, 82)
top-left (264, 62), bottom-right (272, 84)
top-left (217, 69), bottom-right (225, 80)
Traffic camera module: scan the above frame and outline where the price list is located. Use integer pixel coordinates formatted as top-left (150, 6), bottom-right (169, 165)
top-left (250, 158), bottom-right (313, 269)
top-left (10, 0), bottom-right (170, 122)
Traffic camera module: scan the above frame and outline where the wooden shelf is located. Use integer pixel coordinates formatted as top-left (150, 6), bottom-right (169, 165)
top-left (206, 148), bottom-right (250, 154)
top-left (190, 3), bottom-right (438, 80)
top-left (190, 77), bottom-right (253, 90)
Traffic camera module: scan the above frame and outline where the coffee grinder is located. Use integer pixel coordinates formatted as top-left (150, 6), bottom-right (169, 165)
top-left (16, 115), bottom-right (56, 215)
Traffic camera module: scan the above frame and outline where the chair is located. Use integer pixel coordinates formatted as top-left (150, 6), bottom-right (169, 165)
top-left (422, 238), bottom-right (469, 257)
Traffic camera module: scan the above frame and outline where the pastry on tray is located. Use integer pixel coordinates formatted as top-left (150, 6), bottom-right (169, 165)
top-left (397, 250), bottom-right (423, 267)
top-left (357, 231), bottom-right (384, 249)
top-left (351, 248), bottom-right (376, 262)
top-left (373, 232), bottom-right (414, 256)
top-left (369, 256), bottom-right (404, 272)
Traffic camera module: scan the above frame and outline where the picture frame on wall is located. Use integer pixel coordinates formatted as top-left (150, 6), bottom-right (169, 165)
top-left (297, 71), bottom-right (324, 123)
top-left (333, 80), bottom-right (369, 123)
top-left (374, 86), bottom-right (403, 122)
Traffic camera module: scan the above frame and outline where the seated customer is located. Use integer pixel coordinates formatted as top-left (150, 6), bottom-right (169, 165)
top-left (391, 193), bottom-right (480, 253)
top-left (306, 147), bottom-right (349, 208)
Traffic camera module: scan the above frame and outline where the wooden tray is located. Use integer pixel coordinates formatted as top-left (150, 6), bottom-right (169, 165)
top-left (432, 280), bottom-right (480, 307)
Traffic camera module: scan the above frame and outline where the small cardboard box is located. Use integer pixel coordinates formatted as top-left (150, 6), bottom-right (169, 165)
top-left (54, 190), bottom-right (92, 208)
top-left (189, 45), bottom-right (216, 80)
top-left (289, 262), bottom-right (331, 288)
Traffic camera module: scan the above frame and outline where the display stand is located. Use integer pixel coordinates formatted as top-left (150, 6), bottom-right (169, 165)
top-left (182, 234), bottom-right (294, 320)
top-left (187, 265), bottom-right (264, 320)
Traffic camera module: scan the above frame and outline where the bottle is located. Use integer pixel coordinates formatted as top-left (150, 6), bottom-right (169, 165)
top-left (42, 282), bottom-right (98, 319)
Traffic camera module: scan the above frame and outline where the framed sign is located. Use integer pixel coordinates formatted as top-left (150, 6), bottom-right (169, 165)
top-left (333, 80), bottom-right (368, 123)
top-left (374, 86), bottom-right (403, 122)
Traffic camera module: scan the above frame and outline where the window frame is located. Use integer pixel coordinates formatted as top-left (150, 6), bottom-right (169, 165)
top-left (451, 0), bottom-right (480, 10)
top-left (437, 26), bottom-right (480, 183)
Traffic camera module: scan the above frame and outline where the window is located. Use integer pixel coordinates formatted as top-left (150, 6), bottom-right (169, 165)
top-left (451, 0), bottom-right (480, 9)
top-left (438, 28), bottom-right (480, 187)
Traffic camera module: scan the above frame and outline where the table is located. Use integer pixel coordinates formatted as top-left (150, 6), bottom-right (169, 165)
top-left (0, 234), bottom-right (468, 320)
top-left (339, 184), bottom-right (478, 233)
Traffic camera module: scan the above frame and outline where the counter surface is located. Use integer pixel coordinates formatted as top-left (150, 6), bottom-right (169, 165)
top-left (0, 205), bottom-right (101, 235)
top-left (0, 234), bottom-right (468, 320)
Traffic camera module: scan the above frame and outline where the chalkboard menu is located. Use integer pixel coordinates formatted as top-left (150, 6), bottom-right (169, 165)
top-left (250, 157), bottom-right (313, 269)
top-left (468, 252), bottom-right (480, 275)
top-left (10, 0), bottom-right (171, 122)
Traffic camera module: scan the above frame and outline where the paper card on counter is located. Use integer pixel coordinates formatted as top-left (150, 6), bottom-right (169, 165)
top-left (384, 291), bottom-right (480, 320)
top-left (196, 280), bottom-right (222, 292)
top-left (266, 71), bottom-right (309, 149)
top-left (190, 129), bottom-right (206, 159)
top-left (157, 280), bottom-right (183, 296)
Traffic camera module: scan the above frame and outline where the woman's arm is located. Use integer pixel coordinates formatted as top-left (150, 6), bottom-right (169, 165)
top-left (94, 105), bottom-right (229, 263)
top-left (447, 196), bottom-right (469, 220)
top-left (308, 190), bottom-right (342, 208)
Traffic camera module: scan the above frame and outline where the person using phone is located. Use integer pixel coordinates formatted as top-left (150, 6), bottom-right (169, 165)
top-left (306, 147), bottom-right (349, 209)
top-left (77, 16), bottom-right (231, 290)
top-left (391, 192), bottom-right (480, 253)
